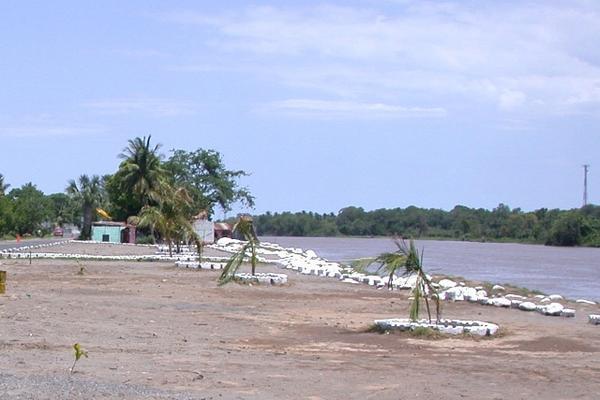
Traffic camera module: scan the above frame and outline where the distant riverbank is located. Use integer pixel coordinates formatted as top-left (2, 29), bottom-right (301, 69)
top-left (254, 204), bottom-right (600, 247)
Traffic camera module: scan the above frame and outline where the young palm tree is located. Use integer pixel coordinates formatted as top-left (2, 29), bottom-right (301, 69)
top-left (218, 215), bottom-right (260, 285)
top-left (66, 175), bottom-right (105, 240)
top-left (374, 239), bottom-right (441, 323)
top-left (118, 135), bottom-right (167, 207)
top-left (130, 186), bottom-right (199, 257)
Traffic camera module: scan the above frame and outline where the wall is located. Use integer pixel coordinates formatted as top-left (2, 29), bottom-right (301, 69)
top-left (91, 225), bottom-right (123, 243)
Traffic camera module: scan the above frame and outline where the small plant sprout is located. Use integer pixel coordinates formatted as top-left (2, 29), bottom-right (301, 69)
top-left (76, 260), bottom-right (86, 275)
top-left (70, 343), bottom-right (88, 374)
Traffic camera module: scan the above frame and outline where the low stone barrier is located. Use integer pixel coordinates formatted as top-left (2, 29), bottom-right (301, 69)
top-left (234, 273), bottom-right (288, 285)
top-left (374, 318), bottom-right (500, 336)
top-left (175, 261), bottom-right (226, 270)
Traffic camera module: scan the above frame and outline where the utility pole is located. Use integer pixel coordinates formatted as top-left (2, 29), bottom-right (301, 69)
top-left (583, 164), bottom-right (590, 207)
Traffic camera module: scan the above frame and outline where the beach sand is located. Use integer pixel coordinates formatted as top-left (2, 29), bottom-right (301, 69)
top-left (1, 246), bottom-right (599, 399)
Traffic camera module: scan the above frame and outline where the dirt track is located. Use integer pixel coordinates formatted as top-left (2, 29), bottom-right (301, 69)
top-left (1, 253), bottom-right (599, 399)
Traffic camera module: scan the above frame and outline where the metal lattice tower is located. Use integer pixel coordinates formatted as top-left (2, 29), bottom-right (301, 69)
top-left (583, 164), bottom-right (590, 207)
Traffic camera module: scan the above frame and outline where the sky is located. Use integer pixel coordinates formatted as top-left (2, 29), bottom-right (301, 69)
top-left (1, 0), bottom-right (599, 215)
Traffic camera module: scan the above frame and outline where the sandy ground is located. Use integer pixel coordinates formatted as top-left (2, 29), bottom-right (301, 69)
top-left (1, 247), bottom-right (600, 399)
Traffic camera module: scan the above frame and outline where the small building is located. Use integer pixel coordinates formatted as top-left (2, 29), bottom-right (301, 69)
top-left (91, 221), bottom-right (136, 244)
top-left (214, 222), bottom-right (233, 241)
top-left (193, 217), bottom-right (215, 244)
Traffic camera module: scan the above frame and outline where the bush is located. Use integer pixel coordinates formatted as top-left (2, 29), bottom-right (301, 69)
top-left (136, 235), bottom-right (155, 245)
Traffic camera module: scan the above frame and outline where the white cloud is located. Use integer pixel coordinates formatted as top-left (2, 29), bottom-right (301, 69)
top-left (83, 97), bottom-right (199, 117)
top-left (265, 98), bottom-right (446, 118)
top-left (163, 2), bottom-right (600, 116)
top-left (499, 90), bottom-right (527, 110)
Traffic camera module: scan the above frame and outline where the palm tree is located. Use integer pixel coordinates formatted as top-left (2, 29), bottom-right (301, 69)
top-left (0, 174), bottom-right (9, 196)
top-left (374, 239), bottom-right (440, 323)
top-left (117, 135), bottom-right (167, 207)
top-left (218, 215), bottom-right (259, 285)
top-left (130, 186), bottom-right (199, 257)
top-left (66, 175), bottom-right (105, 240)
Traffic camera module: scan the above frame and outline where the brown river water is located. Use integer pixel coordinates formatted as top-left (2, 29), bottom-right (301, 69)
top-left (260, 236), bottom-right (600, 301)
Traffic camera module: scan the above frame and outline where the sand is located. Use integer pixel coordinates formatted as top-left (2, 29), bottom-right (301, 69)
top-left (1, 244), bottom-right (600, 399)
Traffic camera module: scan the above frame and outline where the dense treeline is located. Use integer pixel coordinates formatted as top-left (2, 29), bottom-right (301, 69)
top-left (0, 136), bottom-right (253, 242)
top-left (254, 204), bottom-right (600, 247)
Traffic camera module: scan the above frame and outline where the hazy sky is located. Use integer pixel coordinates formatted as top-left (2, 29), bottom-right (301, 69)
top-left (1, 1), bottom-right (599, 214)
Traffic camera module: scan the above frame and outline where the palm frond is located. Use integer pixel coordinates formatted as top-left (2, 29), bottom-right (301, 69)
top-left (218, 242), bottom-right (250, 285)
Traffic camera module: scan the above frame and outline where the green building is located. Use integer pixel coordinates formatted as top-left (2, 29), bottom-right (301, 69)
top-left (91, 221), bottom-right (136, 243)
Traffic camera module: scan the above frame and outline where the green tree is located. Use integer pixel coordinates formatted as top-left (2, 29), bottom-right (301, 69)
top-left (0, 173), bottom-right (9, 196)
top-left (47, 193), bottom-right (80, 226)
top-left (114, 135), bottom-right (167, 210)
top-left (66, 175), bottom-right (105, 240)
top-left (164, 149), bottom-right (254, 218)
top-left (130, 186), bottom-right (199, 255)
top-left (8, 183), bottom-right (51, 235)
top-left (0, 195), bottom-right (14, 235)
top-left (546, 212), bottom-right (586, 246)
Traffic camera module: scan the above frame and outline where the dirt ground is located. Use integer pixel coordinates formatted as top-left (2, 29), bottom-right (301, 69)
top-left (1, 250), bottom-right (600, 399)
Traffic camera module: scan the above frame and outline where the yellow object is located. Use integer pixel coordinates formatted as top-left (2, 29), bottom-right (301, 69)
top-left (96, 208), bottom-right (112, 220)
top-left (0, 271), bottom-right (6, 294)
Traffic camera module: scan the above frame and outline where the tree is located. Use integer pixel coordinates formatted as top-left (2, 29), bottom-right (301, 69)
top-left (218, 216), bottom-right (260, 285)
top-left (164, 149), bottom-right (254, 218)
top-left (130, 186), bottom-right (199, 256)
top-left (8, 183), bottom-right (51, 235)
top-left (0, 195), bottom-right (14, 235)
top-left (66, 175), bottom-right (105, 240)
top-left (0, 173), bottom-right (9, 196)
top-left (0, 174), bottom-right (13, 235)
top-left (115, 135), bottom-right (167, 211)
top-left (47, 193), bottom-right (80, 226)
top-left (374, 239), bottom-right (440, 322)
top-left (545, 212), bottom-right (586, 246)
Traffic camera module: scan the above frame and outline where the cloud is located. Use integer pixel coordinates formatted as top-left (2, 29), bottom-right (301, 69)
top-left (162, 2), bottom-right (600, 116)
top-left (264, 98), bottom-right (446, 118)
top-left (82, 97), bottom-right (199, 117)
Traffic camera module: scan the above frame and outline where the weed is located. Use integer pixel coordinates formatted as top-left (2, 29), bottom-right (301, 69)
top-left (70, 343), bottom-right (88, 374)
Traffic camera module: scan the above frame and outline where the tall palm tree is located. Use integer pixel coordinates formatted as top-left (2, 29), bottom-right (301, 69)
top-left (0, 174), bottom-right (9, 196)
top-left (219, 215), bottom-right (260, 285)
top-left (118, 135), bottom-right (166, 207)
top-left (374, 239), bottom-right (440, 323)
top-left (66, 175), bottom-right (105, 240)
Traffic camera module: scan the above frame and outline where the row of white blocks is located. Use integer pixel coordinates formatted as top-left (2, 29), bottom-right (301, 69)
top-left (374, 318), bottom-right (500, 336)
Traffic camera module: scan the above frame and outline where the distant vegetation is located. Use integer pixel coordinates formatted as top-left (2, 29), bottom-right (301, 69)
top-left (2, 147), bottom-right (599, 248)
top-left (0, 136), bottom-right (253, 242)
top-left (254, 204), bottom-right (600, 247)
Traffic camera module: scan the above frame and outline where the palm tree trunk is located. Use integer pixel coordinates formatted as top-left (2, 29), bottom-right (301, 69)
top-left (250, 242), bottom-right (256, 275)
top-left (421, 274), bottom-right (432, 323)
top-left (83, 204), bottom-right (93, 240)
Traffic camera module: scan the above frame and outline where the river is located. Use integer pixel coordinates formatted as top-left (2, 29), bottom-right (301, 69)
top-left (260, 236), bottom-right (600, 301)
